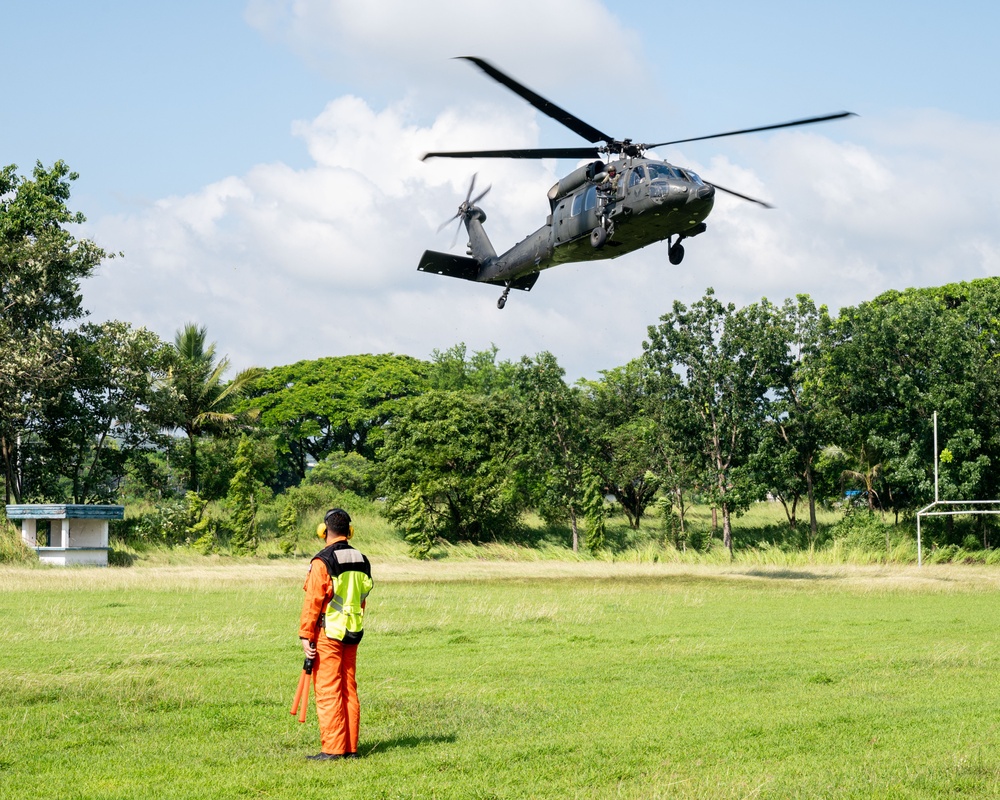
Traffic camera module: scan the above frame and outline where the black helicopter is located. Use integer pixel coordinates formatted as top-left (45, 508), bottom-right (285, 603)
top-left (418, 56), bottom-right (853, 309)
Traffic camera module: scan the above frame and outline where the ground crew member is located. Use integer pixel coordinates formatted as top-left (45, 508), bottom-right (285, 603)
top-left (298, 508), bottom-right (373, 761)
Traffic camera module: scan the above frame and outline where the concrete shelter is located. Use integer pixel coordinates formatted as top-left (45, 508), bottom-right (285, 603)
top-left (5, 504), bottom-right (124, 566)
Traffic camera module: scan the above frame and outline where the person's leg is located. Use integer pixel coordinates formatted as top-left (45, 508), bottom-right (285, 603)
top-left (314, 633), bottom-right (349, 755)
top-left (342, 644), bottom-right (360, 754)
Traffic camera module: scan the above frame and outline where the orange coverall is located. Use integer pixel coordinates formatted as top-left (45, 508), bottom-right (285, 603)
top-left (299, 557), bottom-right (361, 756)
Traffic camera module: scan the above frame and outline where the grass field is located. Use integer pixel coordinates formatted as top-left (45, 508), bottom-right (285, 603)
top-left (2, 559), bottom-right (1000, 799)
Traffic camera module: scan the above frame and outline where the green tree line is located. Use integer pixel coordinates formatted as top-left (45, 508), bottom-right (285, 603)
top-left (5, 162), bottom-right (1000, 559)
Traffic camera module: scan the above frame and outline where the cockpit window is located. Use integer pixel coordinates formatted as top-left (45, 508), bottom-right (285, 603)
top-left (681, 170), bottom-right (705, 186)
top-left (628, 166), bottom-right (646, 188)
top-left (647, 163), bottom-right (684, 181)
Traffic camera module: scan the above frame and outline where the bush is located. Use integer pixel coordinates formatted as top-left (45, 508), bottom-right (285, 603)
top-left (117, 499), bottom-right (188, 545)
top-left (112, 493), bottom-right (229, 550)
top-left (926, 544), bottom-right (960, 564)
top-left (832, 510), bottom-right (897, 552)
top-left (0, 519), bottom-right (35, 564)
top-left (280, 484), bottom-right (375, 523)
top-left (107, 546), bottom-right (137, 567)
top-left (304, 452), bottom-right (375, 496)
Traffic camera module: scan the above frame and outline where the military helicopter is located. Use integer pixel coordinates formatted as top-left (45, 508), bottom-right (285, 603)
top-left (418, 57), bottom-right (853, 309)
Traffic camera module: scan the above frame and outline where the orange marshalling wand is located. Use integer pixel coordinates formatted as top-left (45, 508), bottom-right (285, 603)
top-left (290, 654), bottom-right (315, 724)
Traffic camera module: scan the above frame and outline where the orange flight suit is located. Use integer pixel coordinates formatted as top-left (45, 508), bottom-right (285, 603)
top-left (299, 545), bottom-right (368, 756)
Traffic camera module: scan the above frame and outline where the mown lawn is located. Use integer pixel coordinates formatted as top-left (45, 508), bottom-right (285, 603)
top-left (1, 561), bottom-right (999, 799)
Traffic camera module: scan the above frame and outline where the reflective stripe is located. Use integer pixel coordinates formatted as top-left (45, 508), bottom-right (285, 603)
top-left (329, 593), bottom-right (362, 614)
top-left (332, 549), bottom-right (365, 566)
top-left (324, 569), bottom-right (374, 642)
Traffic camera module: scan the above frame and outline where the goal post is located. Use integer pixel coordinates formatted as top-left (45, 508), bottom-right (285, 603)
top-left (915, 412), bottom-right (999, 566)
top-left (916, 501), bottom-right (1000, 566)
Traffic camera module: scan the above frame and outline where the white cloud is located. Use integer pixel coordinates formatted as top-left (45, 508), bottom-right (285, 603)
top-left (80, 10), bottom-right (1000, 383)
top-left (244, 0), bottom-right (639, 90)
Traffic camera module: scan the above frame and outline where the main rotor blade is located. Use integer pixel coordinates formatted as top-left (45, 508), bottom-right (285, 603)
top-left (457, 56), bottom-right (615, 145)
top-left (423, 146), bottom-right (602, 161)
top-left (645, 112), bottom-right (857, 149)
top-left (708, 182), bottom-right (774, 209)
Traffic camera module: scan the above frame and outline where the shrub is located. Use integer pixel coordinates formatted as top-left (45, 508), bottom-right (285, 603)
top-left (303, 452), bottom-right (375, 496)
top-left (227, 437), bottom-right (265, 556)
top-left (112, 493), bottom-right (228, 551)
top-left (122, 499), bottom-right (188, 545)
top-left (926, 544), bottom-right (960, 564)
top-left (279, 484), bottom-right (372, 521)
top-left (0, 519), bottom-right (34, 564)
top-left (832, 510), bottom-right (896, 553)
top-left (276, 502), bottom-right (297, 556)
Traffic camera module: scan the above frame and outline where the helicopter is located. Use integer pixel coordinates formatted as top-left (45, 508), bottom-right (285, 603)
top-left (418, 56), bottom-right (854, 309)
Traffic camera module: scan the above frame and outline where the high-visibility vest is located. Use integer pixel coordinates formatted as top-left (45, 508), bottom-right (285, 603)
top-left (313, 543), bottom-right (373, 644)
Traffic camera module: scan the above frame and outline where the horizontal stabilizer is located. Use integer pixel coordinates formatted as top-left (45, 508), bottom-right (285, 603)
top-left (418, 251), bottom-right (481, 282)
top-left (417, 251), bottom-right (539, 292)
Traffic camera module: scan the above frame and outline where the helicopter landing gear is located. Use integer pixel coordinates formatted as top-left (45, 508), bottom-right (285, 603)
top-left (668, 223), bottom-right (705, 265)
top-left (591, 215), bottom-right (614, 250)
top-left (668, 240), bottom-right (685, 265)
top-left (497, 283), bottom-right (511, 309)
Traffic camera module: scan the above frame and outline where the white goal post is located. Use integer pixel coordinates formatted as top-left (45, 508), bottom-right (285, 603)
top-left (915, 412), bottom-right (1000, 566)
top-left (916, 501), bottom-right (1000, 566)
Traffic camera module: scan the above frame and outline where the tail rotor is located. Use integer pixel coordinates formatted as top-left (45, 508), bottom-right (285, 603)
top-left (438, 173), bottom-right (491, 248)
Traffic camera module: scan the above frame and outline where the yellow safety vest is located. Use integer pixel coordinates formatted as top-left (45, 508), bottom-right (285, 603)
top-left (314, 544), bottom-right (373, 644)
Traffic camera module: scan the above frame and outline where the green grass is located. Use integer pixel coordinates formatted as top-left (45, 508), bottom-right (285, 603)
top-left (2, 561), bottom-right (1000, 798)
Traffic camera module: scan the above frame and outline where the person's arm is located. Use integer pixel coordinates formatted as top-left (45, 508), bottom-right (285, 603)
top-left (298, 561), bottom-right (330, 657)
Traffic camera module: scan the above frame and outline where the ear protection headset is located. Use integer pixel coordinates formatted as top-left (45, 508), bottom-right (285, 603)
top-left (317, 508), bottom-right (354, 540)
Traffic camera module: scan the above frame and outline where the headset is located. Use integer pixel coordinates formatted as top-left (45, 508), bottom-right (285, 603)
top-left (316, 508), bottom-right (354, 540)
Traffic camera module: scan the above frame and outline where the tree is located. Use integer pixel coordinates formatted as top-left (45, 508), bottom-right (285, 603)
top-left (1, 161), bottom-right (110, 503)
top-left (166, 323), bottom-right (262, 492)
top-left (753, 296), bottom-right (834, 542)
top-left (580, 360), bottom-right (661, 530)
top-left (427, 343), bottom-right (515, 395)
top-left (817, 280), bottom-right (1000, 522)
top-left (246, 354), bottom-right (428, 486)
top-left (227, 436), bottom-right (268, 556)
top-left (510, 352), bottom-right (594, 551)
top-left (303, 451), bottom-right (375, 497)
top-left (644, 291), bottom-right (787, 553)
top-left (645, 375), bottom-right (703, 543)
top-left (30, 321), bottom-right (174, 503)
top-left (376, 390), bottom-right (526, 556)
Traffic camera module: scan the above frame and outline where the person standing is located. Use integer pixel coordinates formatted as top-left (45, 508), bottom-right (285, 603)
top-left (298, 508), bottom-right (374, 761)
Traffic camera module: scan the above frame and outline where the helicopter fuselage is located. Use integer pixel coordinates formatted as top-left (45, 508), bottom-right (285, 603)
top-left (477, 157), bottom-right (714, 285)
top-left (418, 157), bottom-right (715, 300)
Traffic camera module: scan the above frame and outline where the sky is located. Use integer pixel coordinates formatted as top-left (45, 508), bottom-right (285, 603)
top-left (3, 0), bottom-right (999, 381)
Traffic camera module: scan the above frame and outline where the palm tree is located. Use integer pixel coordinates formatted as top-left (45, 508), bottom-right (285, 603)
top-left (167, 323), bottom-right (262, 492)
top-left (823, 443), bottom-right (884, 510)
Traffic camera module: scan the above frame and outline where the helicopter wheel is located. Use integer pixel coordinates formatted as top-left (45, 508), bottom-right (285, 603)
top-left (668, 242), bottom-right (685, 265)
top-left (497, 284), bottom-right (511, 309)
top-left (590, 226), bottom-right (607, 249)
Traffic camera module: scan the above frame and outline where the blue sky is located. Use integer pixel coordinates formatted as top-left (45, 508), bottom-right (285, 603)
top-left (3, 1), bottom-right (999, 379)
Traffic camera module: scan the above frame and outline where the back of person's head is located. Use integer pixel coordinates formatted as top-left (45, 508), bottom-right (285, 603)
top-left (324, 508), bottom-right (352, 536)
